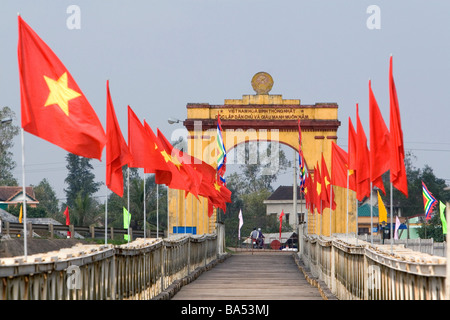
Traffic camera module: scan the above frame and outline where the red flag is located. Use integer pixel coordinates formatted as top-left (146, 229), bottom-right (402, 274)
top-left (208, 180), bottom-right (232, 213)
top-left (369, 80), bottom-right (390, 194)
top-left (208, 201), bottom-right (214, 218)
top-left (331, 142), bottom-right (356, 191)
top-left (304, 174), bottom-right (313, 213)
top-left (63, 206), bottom-right (71, 237)
top-left (389, 56), bottom-right (408, 198)
top-left (142, 123), bottom-right (194, 195)
top-left (279, 210), bottom-right (285, 241)
top-left (127, 106), bottom-right (154, 169)
top-left (314, 163), bottom-right (323, 214)
top-left (106, 81), bottom-right (132, 197)
top-left (157, 129), bottom-right (201, 198)
top-left (142, 121), bottom-right (177, 175)
top-left (348, 117), bottom-right (357, 172)
top-left (18, 16), bottom-right (106, 160)
top-left (356, 104), bottom-right (371, 201)
top-left (321, 154), bottom-right (336, 210)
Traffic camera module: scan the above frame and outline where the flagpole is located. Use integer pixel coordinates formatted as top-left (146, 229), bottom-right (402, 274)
top-left (390, 182), bottom-right (393, 253)
top-left (143, 171), bottom-right (146, 239)
top-left (356, 197), bottom-right (359, 245)
top-left (191, 194), bottom-right (194, 234)
top-left (330, 184), bottom-right (333, 237)
top-left (156, 182), bottom-right (159, 238)
top-left (370, 182), bottom-right (373, 245)
top-left (105, 186), bottom-right (108, 245)
top-left (167, 187), bottom-right (170, 238)
top-left (293, 150), bottom-right (298, 245)
top-left (203, 198), bottom-right (206, 234)
top-left (184, 196), bottom-right (187, 234)
top-left (21, 129), bottom-right (28, 259)
top-left (346, 170), bottom-right (349, 241)
top-left (127, 166), bottom-right (130, 243)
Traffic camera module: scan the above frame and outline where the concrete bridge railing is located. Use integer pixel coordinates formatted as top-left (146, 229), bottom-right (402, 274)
top-left (0, 230), bottom-right (224, 300)
top-left (300, 234), bottom-right (447, 300)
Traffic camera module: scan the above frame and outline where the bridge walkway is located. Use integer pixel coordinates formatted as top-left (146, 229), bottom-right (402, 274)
top-left (171, 251), bottom-right (324, 300)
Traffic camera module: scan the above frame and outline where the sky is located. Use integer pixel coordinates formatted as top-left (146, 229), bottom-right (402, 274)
top-left (1, 1), bottom-right (449, 204)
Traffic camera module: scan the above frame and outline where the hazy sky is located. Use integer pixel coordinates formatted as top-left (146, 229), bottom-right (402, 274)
top-left (1, 1), bottom-right (449, 203)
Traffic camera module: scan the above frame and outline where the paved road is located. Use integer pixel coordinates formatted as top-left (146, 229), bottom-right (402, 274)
top-left (171, 251), bottom-right (324, 300)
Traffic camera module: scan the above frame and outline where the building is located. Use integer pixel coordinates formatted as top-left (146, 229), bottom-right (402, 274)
top-left (263, 185), bottom-right (305, 228)
top-left (357, 203), bottom-right (380, 235)
top-left (0, 186), bottom-right (39, 210)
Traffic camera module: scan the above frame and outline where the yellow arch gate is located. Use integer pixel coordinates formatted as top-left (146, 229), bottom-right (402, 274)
top-left (167, 72), bottom-right (357, 236)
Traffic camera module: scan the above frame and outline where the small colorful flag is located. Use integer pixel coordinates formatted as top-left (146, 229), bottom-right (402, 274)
top-left (422, 181), bottom-right (437, 221)
top-left (238, 209), bottom-right (244, 240)
top-left (439, 201), bottom-right (447, 235)
top-left (19, 205), bottom-right (23, 224)
top-left (394, 216), bottom-right (401, 240)
top-left (377, 191), bottom-right (388, 225)
top-left (216, 114), bottom-right (227, 185)
top-left (123, 207), bottom-right (131, 241)
top-left (298, 120), bottom-right (306, 191)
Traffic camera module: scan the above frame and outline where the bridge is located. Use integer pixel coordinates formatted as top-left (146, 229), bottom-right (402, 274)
top-left (0, 223), bottom-right (447, 301)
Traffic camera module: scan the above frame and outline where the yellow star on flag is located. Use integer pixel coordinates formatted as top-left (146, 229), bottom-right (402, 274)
top-left (214, 182), bottom-right (221, 191)
top-left (324, 176), bottom-right (330, 188)
top-left (160, 150), bottom-right (182, 170)
top-left (44, 72), bottom-right (81, 116)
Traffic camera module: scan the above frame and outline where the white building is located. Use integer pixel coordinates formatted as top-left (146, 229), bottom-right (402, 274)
top-left (263, 186), bottom-right (305, 228)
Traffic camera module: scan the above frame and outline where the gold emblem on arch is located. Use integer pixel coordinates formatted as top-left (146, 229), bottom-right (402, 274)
top-left (251, 72), bottom-right (274, 95)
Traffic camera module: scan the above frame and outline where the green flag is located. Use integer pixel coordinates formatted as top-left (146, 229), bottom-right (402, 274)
top-left (439, 201), bottom-right (447, 235)
top-left (123, 207), bottom-right (131, 240)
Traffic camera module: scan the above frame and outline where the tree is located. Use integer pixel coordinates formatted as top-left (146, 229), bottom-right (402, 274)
top-left (33, 178), bottom-right (59, 218)
top-left (64, 153), bottom-right (102, 208)
top-left (382, 152), bottom-right (449, 216)
top-left (417, 213), bottom-right (446, 242)
top-left (71, 191), bottom-right (98, 226)
top-left (381, 152), bottom-right (450, 240)
top-left (0, 106), bottom-right (19, 186)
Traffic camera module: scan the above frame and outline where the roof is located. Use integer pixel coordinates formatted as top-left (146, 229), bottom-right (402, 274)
top-left (0, 186), bottom-right (37, 202)
top-left (0, 208), bottom-right (19, 223)
top-left (358, 203), bottom-right (379, 217)
top-left (266, 186), bottom-right (301, 201)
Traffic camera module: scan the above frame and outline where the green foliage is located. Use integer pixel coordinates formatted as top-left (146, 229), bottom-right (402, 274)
top-left (33, 178), bottom-right (59, 218)
top-left (63, 153), bottom-right (103, 226)
top-left (106, 168), bottom-right (167, 233)
top-left (382, 152), bottom-right (450, 218)
top-left (417, 213), bottom-right (446, 242)
top-left (9, 204), bottom-right (47, 219)
top-left (64, 153), bottom-right (102, 209)
top-left (380, 152), bottom-right (450, 241)
top-left (0, 106), bottom-right (19, 186)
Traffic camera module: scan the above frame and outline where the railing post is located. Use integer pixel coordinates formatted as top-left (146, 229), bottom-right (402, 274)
top-left (331, 240), bottom-right (336, 293)
top-left (187, 237), bottom-right (191, 276)
top-left (27, 222), bottom-right (32, 238)
top-left (49, 223), bottom-right (54, 239)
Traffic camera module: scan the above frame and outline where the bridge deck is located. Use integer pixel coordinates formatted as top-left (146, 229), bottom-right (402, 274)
top-left (171, 251), bottom-right (324, 300)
